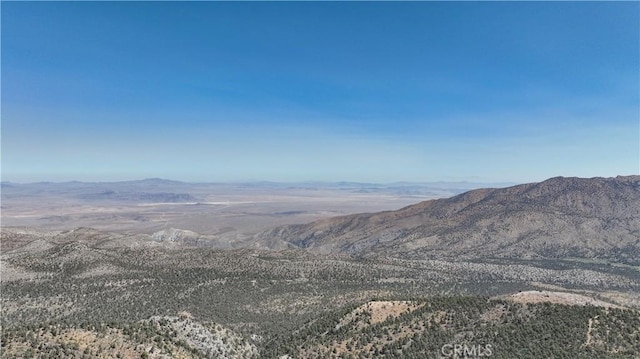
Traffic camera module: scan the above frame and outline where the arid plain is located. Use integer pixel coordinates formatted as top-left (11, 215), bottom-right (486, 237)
top-left (1, 179), bottom-right (484, 239)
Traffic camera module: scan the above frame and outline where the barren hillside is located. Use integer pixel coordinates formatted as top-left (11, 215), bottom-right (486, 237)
top-left (255, 176), bottom-right (640, 264)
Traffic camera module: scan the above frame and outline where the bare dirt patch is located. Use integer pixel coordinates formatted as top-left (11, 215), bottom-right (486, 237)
top-left (507, 291), bottom-right (621, 308)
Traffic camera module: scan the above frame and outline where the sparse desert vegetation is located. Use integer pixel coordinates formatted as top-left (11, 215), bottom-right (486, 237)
top-left (2, 225), bottom-right (639, 357)
top-left (2, 177), bottom-right (639, 357)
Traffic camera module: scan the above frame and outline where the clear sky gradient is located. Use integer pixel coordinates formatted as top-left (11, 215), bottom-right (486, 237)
top-left (2, 2), bottom-right (638, 183)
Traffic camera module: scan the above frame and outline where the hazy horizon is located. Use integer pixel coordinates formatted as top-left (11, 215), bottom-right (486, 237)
top-left (2, 2), bottom-right (638, 184)
top-left (3, 174), bottom-right (637, 187)
top-left (1, 176), bottom-right (522, 186)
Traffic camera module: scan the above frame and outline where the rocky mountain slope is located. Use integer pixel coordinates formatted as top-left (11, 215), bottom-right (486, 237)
top-left (255, 176), bottom-right (640, 264)
top-left (3, 222), bottom-right (640, 357)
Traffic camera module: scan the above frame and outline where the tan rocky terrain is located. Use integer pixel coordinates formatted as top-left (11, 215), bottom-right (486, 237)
top-left (256, 176), bottom-right (640, 264)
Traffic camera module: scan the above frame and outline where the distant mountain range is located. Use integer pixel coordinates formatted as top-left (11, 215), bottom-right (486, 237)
top-left (4, 176), bottom-right (638, 264)
top-left (77, 191), bottom-right (198, 203)
top-left (1, 178), bottom-right (511, 205)
top-left (255, 176), bottom-right (640, 264)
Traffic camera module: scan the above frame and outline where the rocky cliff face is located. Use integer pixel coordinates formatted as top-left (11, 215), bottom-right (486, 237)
top-left (255, 176), bottom-right (640, 263)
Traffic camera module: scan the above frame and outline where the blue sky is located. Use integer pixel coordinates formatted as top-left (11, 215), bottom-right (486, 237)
top-left (2, 2), bottom-right (638, 183)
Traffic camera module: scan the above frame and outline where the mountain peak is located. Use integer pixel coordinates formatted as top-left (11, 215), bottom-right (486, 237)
top-left (255, 175), bottom-right (640, 264)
